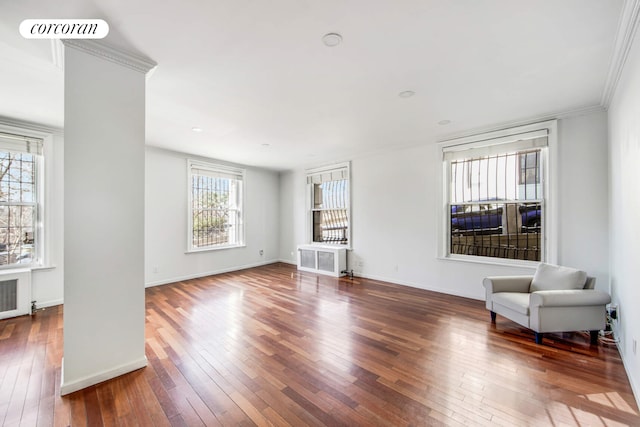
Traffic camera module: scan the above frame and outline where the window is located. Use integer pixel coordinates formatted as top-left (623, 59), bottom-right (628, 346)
top-left (188, 160), bottom-right (244, 251)
top-left (0, 132), bottom-right (42, 267)
top-left (441, 122), bottom-right (556, 264)
top-left (306, 163), bottom-right (350, 246)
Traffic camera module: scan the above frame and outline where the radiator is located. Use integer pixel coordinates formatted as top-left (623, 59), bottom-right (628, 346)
top-left (0, 269), bottom-right (31, 319)
top-left (297, 244), bottom-right (347, 277)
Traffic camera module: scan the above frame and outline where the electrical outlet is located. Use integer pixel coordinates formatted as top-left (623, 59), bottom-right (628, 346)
top-left (633, 339), bottom-right (637, 356)
top-left (153, 266), bottom-right (158, 274)
top-left (259, 249), bottom-right (264, 256)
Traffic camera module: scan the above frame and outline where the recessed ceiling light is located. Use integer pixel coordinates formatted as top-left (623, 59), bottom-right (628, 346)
top-left (398, 90), bottom-right (415, 98)
top-left (261, 143), bottom-right (270, 147)
top-left (438, 120), bottom-right (452, 125)
top-left (191, 127), bottom-right (203, 132)
top-left (322, 33), bottom-right (342, 47)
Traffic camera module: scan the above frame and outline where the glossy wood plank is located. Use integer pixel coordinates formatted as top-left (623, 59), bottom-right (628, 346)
top-left (0, 263), bottom-right (638, 426)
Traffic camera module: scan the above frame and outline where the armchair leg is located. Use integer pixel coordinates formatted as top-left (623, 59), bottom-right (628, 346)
top-left (535, 332), bottom-right (544, 344)
top-left (490, 311), bottom-right (496, 323)
top-left (589, 330), bottom-right (599, 345)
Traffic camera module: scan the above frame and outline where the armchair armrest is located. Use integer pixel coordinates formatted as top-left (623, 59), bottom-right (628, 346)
top-left (483, 276), bottom-right (532, 294)
top-left (530, 290), bottom-right (611, 308)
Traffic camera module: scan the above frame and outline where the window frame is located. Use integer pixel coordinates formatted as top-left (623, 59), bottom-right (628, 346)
top-left (0, 123), bottom-right (51, 270)
top-left (186, 159), bottom-right (245, 253)
top-left (438, 120), bottom-right (558, 266)
top-left (305, 162), bottom-right (351, 249)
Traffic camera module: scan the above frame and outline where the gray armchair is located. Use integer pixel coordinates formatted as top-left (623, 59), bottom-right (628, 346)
top-left (483, 263), bottom-right (611, 344)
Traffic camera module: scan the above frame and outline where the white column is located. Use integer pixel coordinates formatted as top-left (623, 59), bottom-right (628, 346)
top-left (61, 41), bottom-right (155, 396)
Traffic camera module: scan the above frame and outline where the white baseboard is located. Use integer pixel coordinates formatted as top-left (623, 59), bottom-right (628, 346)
top-left (60, 356), bottom-right (148, 396)
top-left (616, 340), bottom-right (640, 410)
top-left (351, 271), bottom-right (484, 301)
top-left (144, 259), bottom-right (281, 288)
top-left (280, 261), bottom-right (483, 300)
top-left (35, 298), bottom-right (63, 309)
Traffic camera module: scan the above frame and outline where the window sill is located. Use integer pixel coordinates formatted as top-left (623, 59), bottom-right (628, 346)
top-left (186, 244), bottom-right (246, 254)
top-left (304, 242), bottom-right (351, 251)
top-left (0, 264), bottom-right (56, 273)
top-left (438, 254), bottom-right (539, 270)
top-left (31, 264), bottom-right (56, 272)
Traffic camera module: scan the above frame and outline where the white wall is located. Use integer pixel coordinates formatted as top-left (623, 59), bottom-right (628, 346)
top-left (557, 112), bottom-right (610, 283)
top-left (145, 147), bottom-right (280, 286)
top-left (279, 110), bottom-right (610, 300)
top-left (608, 23), bottom-right (640, 406)
top-left (279, 168), bottom-right (306, 263)
top-left (62, 44), bottom-right (148, 395)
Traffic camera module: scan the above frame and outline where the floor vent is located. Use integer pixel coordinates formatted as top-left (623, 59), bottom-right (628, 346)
top-left (0, 269), bottom-right (31, 319)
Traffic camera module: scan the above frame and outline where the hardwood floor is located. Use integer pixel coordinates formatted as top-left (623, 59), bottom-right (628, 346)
top-left (1, 262), bottom-right (638, 426)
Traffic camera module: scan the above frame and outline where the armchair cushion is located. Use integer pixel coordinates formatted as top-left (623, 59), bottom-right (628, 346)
top-left (530, 263), bottom-right (587, 292)
top-left (491, 292), bottom-right (530, 315)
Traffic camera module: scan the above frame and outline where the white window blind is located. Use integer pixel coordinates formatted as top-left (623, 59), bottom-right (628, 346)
top-left (306, 166), bottom-right (349, 185)
top-left (0, 132), bottom-right (43, 155)
top-left (190, 164), bottom-right (244, 181)
top-left (443, 130), bottom-right (548, 161)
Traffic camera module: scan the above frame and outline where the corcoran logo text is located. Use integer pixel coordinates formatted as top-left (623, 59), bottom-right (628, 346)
top-left (19, 19), bottom-right (109, 39)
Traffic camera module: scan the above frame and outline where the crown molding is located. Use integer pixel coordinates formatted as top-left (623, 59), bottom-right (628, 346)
top-left (601, 0), bottom-right (640, 108)
top-left (0, 116), bottom-right (63, 136)
top-left (50, 40), bottom-right (64, 69)
top-left (62, 40), bottom-right (157, 75)
top-left (436, 104), bottom-right (605, 143)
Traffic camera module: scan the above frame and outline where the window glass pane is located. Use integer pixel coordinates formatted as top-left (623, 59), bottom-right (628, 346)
top-left (313, 209), bottom-right (348, 244)
top-left (0, 150), bottom-right (37, 266)
top-left (0, 205), bottom-right (35, 266)
top-left (191, 169), bottom-right (242, 249)
top-left (450, 149), bottom-right (542, 203)
top-left (1, 153), bottom-right (36, 203)
top-left (313, 179), bottom-right (348, 209)
top-left (450, 202), bottom-right (541, 261)
top-left (312, 178), bottom-right (349, 245)
top-left (449, 148), bottom-right (543, 262)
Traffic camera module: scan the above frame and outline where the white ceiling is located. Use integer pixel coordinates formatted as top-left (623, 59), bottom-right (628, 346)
top-left (0, 0), bottom-right (624, 170)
